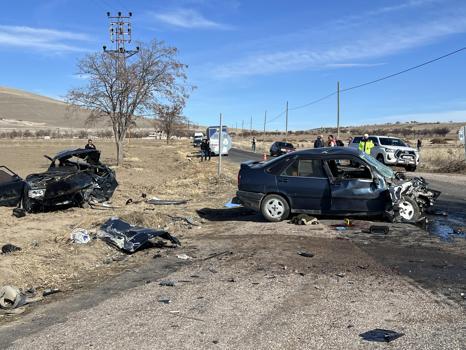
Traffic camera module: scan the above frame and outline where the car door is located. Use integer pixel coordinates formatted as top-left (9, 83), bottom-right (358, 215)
top-left (0, 166), bottom-right (25, 207)
top-left (276, 156), bottom-right (331, 213)
top-left (324, 157), bottom-right (388, 214)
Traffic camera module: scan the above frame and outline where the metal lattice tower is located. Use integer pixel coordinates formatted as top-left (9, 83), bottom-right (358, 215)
top-left (103, 11), bottom-right (139, 60)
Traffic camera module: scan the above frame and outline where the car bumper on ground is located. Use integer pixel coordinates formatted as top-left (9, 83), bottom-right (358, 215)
top-left (235, 190), bottom-right (264, 211)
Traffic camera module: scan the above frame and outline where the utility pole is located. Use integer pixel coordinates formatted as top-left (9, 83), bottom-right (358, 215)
top-left (218, 113), bottom-right (223, 176)
top-left (250, 115), bottom-right (253, 135)
top-left (263, 110), bottom-right (267, 134)
top-left (241, 120), bottom-right (244, 139)
top-left (285, 101), bottom-right (289, 141)
top-left (103, 12), bottom-right (139, 68)
top-left (337, 81), bottom-right (340, 139)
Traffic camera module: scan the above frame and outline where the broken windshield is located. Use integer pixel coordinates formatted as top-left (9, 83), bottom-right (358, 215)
top-left (360, 153), bottom-right (395, 179)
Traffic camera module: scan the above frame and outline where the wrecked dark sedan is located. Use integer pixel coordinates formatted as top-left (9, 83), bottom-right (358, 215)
top-left (0, 149), bottom-right (118, 212)
top-left (236, 147), bottom-right (440, 223)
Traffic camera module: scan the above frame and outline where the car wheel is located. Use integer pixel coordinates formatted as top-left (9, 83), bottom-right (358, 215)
top-left (396, 196), bottom-right (421, 223)
top-left (405, 165), bottom-right (416, 172)
top-left (376, 154), bottom-right (385, 164)
top-left (261, 194), bottom-right (290, 222)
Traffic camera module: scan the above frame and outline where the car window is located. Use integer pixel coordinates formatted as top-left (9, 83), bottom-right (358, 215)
top-left (266, 156), bottom-right (294, 174)
top-left (0, 169), bottom-right (14, 184)
top-left (325, 158), bottom-right (372, 180)
top-left (352, 137), bottom-right (362, 143)
top-left (379, 137), bottom-right (407, 147)
top-left (369, 137), bottom-right (379, 145)
top-left (281, 159), bottom-right (325, 177)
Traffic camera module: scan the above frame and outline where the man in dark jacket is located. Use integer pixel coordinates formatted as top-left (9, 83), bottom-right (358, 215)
top-left (314, 135), bottom-right (324, 148)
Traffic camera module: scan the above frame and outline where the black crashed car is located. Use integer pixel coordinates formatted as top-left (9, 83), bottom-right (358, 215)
top-left (0, 149), bottom-right (118, 212)
top-left (270, 141), bottom-right (295, 157)
top-left (236, 147), bottom-right (440, 223)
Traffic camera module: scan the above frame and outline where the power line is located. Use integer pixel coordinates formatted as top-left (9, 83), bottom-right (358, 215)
top-left (289, 45), bottom-right (466, 111)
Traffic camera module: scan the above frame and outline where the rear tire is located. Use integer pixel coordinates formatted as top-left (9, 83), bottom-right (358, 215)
top-left (396, 196), bottom-right (421, 223)
top-left (261, 194), bottom-right (290, 222)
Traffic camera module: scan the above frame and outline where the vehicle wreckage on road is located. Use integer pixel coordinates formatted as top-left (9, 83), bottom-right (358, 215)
top-left (235, 147), bottom-right (440, 223)
top-left (0, 149), bottom-right (118, 212)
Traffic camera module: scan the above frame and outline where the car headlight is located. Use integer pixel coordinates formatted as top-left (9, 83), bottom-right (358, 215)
top-left (28, 189), bottom-right (45, 198)
top-left (384, 148), bottom-right (395, 152)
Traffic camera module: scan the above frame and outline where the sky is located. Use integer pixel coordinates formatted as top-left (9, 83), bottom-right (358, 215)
top-left (1, 0), bottom-right (466, 130)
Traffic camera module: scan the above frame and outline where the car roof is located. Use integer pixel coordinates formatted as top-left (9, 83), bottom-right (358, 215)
top-left (52, 148), bottom-right (101, 162)
top-left (354, 135), bottom-right (400, 139)
top-left (291, 147), bottom-right (364, 157)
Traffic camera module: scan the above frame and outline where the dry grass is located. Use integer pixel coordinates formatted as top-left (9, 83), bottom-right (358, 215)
top-left (0, 139), bottom-right (238, 292)
top-left (419, 146), bottom-right (466, 173)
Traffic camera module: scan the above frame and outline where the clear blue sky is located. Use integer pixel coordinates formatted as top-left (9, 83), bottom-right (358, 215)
top-left (1, 0), bottom-right (466, 130)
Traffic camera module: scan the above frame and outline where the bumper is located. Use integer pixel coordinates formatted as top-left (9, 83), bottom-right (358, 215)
top-left (235, 190), bottom-right (264, 211)
top-left (385, 154), bottom-right (418, 165)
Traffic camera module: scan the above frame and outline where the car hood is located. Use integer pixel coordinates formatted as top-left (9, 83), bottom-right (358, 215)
top-left (50, 149), bottom-right (101, 163)
top-left (381, 145), bottom-right (417, 152)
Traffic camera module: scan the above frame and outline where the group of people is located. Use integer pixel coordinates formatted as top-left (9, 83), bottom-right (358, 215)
top-left (313, 134), bottom-right (346, 148)
top-left (200, 138), bottom-right (211, 161)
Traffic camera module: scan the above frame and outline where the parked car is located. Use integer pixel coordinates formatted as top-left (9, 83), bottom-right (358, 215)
top-left (192, 132), bottom-right (203, 147)
top-left (235, 147), bottom-right (439, 223)
top-left (270, 141), bottom-right (295, 157)
top-left (0, 148), bottom-right (118, 212)
top-left (349, 135), bottom-right (419, 171)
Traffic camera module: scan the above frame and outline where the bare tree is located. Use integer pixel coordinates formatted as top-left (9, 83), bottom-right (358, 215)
top-left (67, 40), bottom-right (191, 164)
top-left (154, 102), bottom-right (187, 144)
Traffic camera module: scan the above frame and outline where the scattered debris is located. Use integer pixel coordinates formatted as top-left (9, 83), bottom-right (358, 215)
top-left (369, 225), bottom-right (389, 235)
top-left (224, 199), bottom-right (242, 209)
top-left (42, 288), bottom-right (60, 297)
top-left (334, 226), bottom-right (347, 231)
top-left (203, 251), bottom-right (232, 261)
top-left (336, 272), bottom-right (346, 278)
top-left (98, 217), bottom-right (180, 254)
top-left (460, 292), bottom-right (465, 300)
top-left (12, 208), bottom-right (26, 218)
top-left (0, 285), bottom-right (43, 314)
top-left (298, 251), bottom-right (314, 258)
top-left (425, 208), bottom-right (448, 216)
top-left (1, 244), bottom-right (22, 254)
top-left (177, 254), bottom-right (193, 260)
top-left (290, 214), bottom-right (319, 225)
top-left (70, 228), bottom-right (91, 244)
top-left (227, 278), bottom-right (236, 282)
top-left (159, 280), bottom-right (176, 287)
top-left (147, 199), bottom-right (188, 206)
top-left (167, 215), bottom-right (199, 226)
top-left (208, 267), bottom-right (218, 274)
top-left (336, 236), bottom-right (350, 241)
top-left (359, 329), bottom-right (404, 343)
top-left (158, 297), bottom-right (171, 304)
top-left (357, 265), bottom-right (369, 270)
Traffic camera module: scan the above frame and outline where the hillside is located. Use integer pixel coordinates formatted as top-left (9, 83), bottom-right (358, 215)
top-left (0, 86), bottom-right (152, 129)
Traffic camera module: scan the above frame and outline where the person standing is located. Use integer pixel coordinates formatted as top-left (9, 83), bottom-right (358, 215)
top-left (327, 135), bottom-right (336, 147)
top-left (417, 139), bottom-right (422, 151)
top-left (206, 138), bottom-right (211, 161)
top-left (200, 138), bottom-right (207, 162)
top-left (347, 136), bottom-right (353, 146)
top-left (251, 137), bottom-right (256, 152)
top-left (358, 134), bottom-right (375, 154)
top-left (314, 135), bottom-right (324, 148)
top-left (85, 139), bottom-right (96, 150)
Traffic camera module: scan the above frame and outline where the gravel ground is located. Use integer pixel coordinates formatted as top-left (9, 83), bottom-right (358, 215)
top-left (3, 218), bottom-right (465, 350)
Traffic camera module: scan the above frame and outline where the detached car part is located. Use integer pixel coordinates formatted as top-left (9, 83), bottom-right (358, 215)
top-left (99, 217), bottom-right (180, 253)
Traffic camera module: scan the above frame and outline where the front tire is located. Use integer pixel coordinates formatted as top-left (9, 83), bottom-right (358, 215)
top-left (396, 196), bottom-right (421, 223)
top-left (260, 194), bottom-right (290, 222)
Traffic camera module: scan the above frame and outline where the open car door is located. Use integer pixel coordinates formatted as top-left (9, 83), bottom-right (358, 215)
top-left (0, 166), bottom-right (25, 207)
top-left (323, 157), bottom-right (389, 214)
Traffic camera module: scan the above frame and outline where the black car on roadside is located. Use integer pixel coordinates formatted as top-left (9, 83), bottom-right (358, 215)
top-left (270, 141), bottom-right (295, 157)
top-left (235, 147), bottom-right (440, 223)
top-left (0, 149), bottom-right (118, 212)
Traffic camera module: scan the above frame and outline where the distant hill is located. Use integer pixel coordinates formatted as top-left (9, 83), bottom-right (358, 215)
top-left (0, 86), bottom-right (153, 129)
